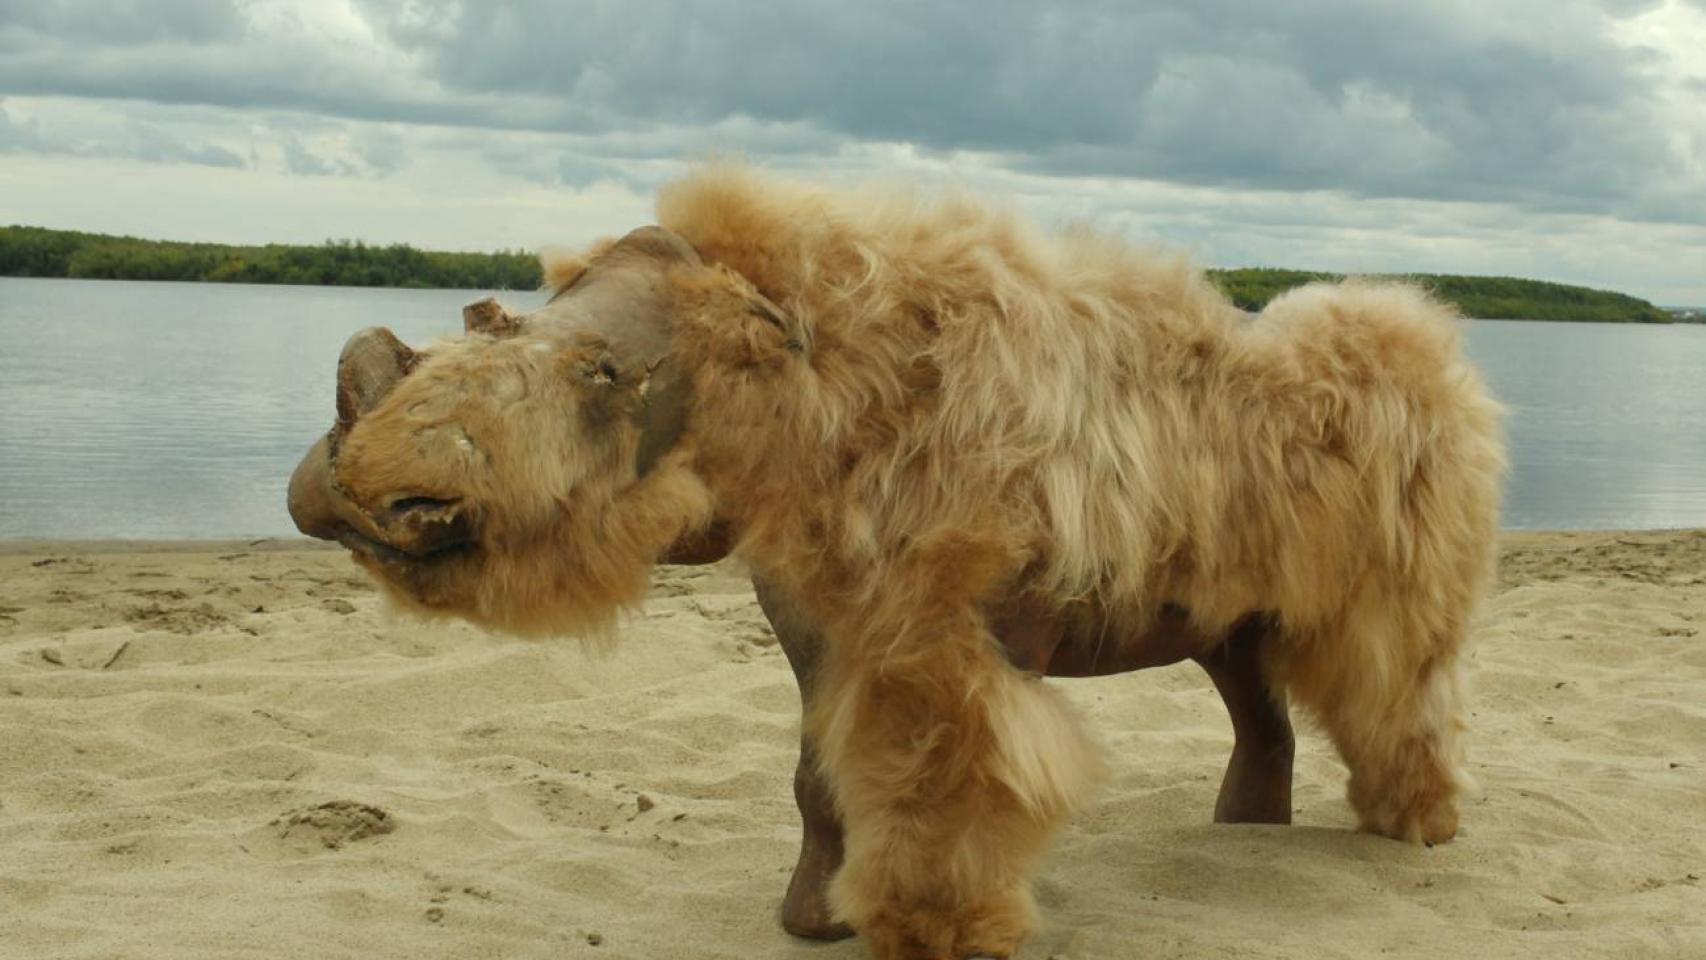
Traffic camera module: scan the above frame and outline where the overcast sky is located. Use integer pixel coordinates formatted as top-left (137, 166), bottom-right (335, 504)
top-left (2, 0), bottom-right (1703, 303)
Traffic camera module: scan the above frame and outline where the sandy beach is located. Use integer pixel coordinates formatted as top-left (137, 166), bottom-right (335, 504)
top-left (1, 531), bottom-right (1702, 959)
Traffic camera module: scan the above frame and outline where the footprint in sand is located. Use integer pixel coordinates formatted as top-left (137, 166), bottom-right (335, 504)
top-left (255, 801), bottom-right (396, 857)
top-left (126, 588), bottom-right (190, 601)
top-left (124, 602), bottom-right (229, 634)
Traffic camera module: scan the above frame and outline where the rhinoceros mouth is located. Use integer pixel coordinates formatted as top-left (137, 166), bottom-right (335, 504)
top-left (333, 491), bottom-right (478, 566)
top-left (336, 522), bottom-right (478, 567)
top-left (387, 495), bottom-right (458, 516)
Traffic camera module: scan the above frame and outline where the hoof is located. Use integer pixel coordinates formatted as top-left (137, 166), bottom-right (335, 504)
top-left (782, 911), bottom-right (855, 942)
top-left (852, 890), bottom-right (1030, 960)
top-left (781, 853), bottom-right (854, 941)
top-left (1360, 798), bottom-right (1460, 845)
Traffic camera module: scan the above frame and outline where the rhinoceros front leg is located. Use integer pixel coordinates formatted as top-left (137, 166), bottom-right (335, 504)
top-left (752, 576), bottom-right (856, 942)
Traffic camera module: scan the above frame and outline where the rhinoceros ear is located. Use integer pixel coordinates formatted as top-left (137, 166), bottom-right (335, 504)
top-left (463, 297), bottom-right (523, 338)
top-left (746, 287), bottom-right (806, 353)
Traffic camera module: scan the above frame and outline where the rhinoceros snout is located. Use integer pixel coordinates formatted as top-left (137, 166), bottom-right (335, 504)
top-left (288, 326), bottom-right (421, 543)
top-left (287, 434), bottom-right (341, 540)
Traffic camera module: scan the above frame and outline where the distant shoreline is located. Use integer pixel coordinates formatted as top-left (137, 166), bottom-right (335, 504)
top-left (1, 225), bottom-right (538, 292)
top-left (1211, 266), bottom-right (1673, 324)
top-left (1, 224), bottom-right (1675, 323)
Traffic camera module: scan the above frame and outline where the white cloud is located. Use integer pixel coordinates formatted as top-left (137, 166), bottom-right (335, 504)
top-left (0, 0), bottom-right (1702, 303)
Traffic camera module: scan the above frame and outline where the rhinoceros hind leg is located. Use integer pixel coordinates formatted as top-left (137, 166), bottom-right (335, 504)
top-left (1194, 616), bottom-right (1295, 825)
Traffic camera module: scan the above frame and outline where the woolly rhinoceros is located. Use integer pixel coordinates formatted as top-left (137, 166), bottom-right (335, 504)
top-left (287, 166), bottom-right (1503, 960)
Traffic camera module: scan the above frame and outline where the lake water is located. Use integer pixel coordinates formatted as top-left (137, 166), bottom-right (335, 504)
top-left (2, 277), bottom-right (1703, 538)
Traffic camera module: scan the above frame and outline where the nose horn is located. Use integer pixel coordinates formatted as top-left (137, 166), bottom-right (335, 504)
top-left (336, 327), bottom-right (418, 426)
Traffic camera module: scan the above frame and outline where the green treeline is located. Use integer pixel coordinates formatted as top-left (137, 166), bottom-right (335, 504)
top-left (0, 225), bottom-right (539, 290)
top-left (0, 224), bottom-right (1672, 321)
top-left (1209, 267), bottom-right (1671, 323)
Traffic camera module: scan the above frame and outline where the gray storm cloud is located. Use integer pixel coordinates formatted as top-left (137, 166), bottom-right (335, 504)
top-left (0, 0), bottom-right (1699, 220)
top-left (0, 99), bottom-right (243, 168)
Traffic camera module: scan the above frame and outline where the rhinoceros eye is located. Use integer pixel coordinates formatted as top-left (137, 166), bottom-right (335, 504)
top-left (583, 359), bottom-right (618, 385)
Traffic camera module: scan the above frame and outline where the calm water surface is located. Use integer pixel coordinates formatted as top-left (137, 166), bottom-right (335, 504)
top-left (2, 277), bottom-right (1703, 537)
